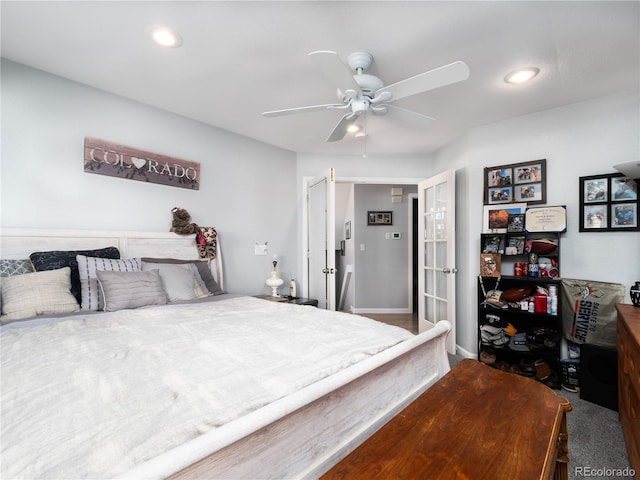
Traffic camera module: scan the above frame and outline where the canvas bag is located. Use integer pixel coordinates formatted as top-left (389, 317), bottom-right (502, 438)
top-left (560, 278), bottom-right (625, 348)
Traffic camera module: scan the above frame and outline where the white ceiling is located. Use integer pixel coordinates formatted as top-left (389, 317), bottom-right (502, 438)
top-left (2, 1), bottom-right (639, 156)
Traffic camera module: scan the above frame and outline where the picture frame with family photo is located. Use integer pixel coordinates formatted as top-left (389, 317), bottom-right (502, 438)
top-left (579, 173), bottom-right (639, 232)
top-left (484, 159), bottom-right (546, 205)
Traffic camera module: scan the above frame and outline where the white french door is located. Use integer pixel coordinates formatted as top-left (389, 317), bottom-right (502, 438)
top-left (418, 169), bottom-right (456, 354)
top-left (307, 168), bottom-right (336, 310)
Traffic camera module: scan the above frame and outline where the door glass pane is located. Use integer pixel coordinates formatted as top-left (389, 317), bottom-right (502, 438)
top-left (436, 270), bottom-right (447, 298)
top-left (425, 242), bottom-right (434, 267)
top-left (424, 186), bottom-right (434, 212)
top-left (435, 241), bottom-right (446, 268)
top-left (424, 213), bottom-right (434, 240)
top-left (435, 210), bottom-right (446, 239)
top-left (436, 298), bottom-right (447, 322)
top-left (436, 182), bottom-right (446, 206)
top-left (424, 269), bottom-right (434, 295)
top-left (425, 296), bottom-right (434, 321)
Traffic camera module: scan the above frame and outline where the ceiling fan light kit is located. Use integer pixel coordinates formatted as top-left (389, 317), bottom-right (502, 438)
top-left (262, 50), bottom-right (470, 144)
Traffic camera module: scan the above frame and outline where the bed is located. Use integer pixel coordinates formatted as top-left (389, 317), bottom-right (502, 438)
top-left (0, 228), bottom-right (451, 480)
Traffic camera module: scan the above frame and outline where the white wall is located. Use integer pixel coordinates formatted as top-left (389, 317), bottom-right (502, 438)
top-left (432, 91), bottom-right (640, 356)
top-left (0, 60), bottom-right (298, 294)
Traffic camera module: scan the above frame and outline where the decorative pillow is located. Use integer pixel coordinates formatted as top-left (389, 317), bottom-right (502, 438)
top-left (30, 247), bottom-right (120, 304)
top-left (141, 257), bottom-right (223, 295)
top-left (77, 255), bottom-right (142, 311)
top-left (0, 259), bottom-right (36, 316)
top-left (141, 262), bottom-right (206, 302)
top-left (96, 269), bottom-right (167, 312)
top-left (1, 267), bottom-right (79, 322)
top-left (0, 259), bottom-right (34, 277)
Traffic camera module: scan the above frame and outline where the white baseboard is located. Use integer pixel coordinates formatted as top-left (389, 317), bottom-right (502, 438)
top-left (352, 308), bottom-right (412, 315)
top-left (455, 345), bottom-right (476, 359)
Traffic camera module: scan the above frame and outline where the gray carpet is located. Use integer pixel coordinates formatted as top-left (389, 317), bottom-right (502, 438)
top-left (448, 355), bottom-right (634, 479)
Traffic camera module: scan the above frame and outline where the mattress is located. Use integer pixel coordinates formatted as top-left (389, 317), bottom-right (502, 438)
top-left (0, 295), bottom-right (413, 479)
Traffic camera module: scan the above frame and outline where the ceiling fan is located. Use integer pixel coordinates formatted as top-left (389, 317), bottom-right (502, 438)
top-left (262, 51), bottom-right (470, 143)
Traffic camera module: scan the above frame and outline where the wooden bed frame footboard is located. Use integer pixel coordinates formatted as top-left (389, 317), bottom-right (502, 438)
top-left (118, 321), bottom-right (451, 480)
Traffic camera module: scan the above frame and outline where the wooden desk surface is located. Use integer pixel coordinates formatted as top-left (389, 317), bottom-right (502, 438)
top-left (321, 359), bottom-right (571, 480)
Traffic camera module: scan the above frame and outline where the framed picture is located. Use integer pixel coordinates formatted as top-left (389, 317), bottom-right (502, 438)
top-left (345, 221), bottom-right (351, 239)
top-left (484, 159), bottom-right (546, 205)
top-left (482, 203), bottom-right (527, 233)
top-left (488, 187), bottom-right (513, 204)
top-left (480, 253), bottom-right (501, 277)
top-left (579, 173), bottom-right (640, 232)
top-left (612, 203), bottom-right (637, 228)
top-left (583, 177), bottom-right (608, 203)
top-left (367, 211), bottom-right (392, 225)
top-left (505, 235), bottom-right (526, 255)
top-left (507, 213), bottom-right (525, 232)
top-left (612, 177), bottom-right (638, 201)
top-left (525, 206), bottom-right (567, 233)
top-left (481, 234), bottom-right (504, 254)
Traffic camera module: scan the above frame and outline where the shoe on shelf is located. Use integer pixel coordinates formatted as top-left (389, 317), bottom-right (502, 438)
top-left (479, 347), bottom-right (497, 365)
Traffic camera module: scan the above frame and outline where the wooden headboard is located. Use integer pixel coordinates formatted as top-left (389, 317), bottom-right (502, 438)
top-left (0, 228), bottom-right (223, 288)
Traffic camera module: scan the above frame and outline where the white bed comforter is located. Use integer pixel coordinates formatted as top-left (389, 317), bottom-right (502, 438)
top-left (1, 296), bottom-right (412, 479)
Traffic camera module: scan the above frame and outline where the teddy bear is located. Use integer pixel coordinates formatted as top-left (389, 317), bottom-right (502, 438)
top-left (170, 207), bottom-right (199, 235)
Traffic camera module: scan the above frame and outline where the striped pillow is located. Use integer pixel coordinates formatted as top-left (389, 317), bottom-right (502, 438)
top-left (77, 255), bottom-right (141, 311)
top-left (96, 269), bottom-right (167, 312)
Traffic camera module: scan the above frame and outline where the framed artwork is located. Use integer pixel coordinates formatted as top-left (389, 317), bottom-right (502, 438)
top-left (505, 235), bottom-right (526, 255)
top-left (480, 253), bottom-right (501, 277)
top-left (507, 213), bottom-right (525, 233)
top-left (367, 211), bottom-right (392, 226)
top-left (482, 203), bottom-right (527, 233)
top-left (525, 206), bottom-right (567, 233)
top-left (345, 221), bottom-right (351, 239)
top-left (484, 159), bottom-right (546, 205)
top-left (579, 173), bottom-right (639, 232)
top-left (481, 234), bottom-right (504, 254)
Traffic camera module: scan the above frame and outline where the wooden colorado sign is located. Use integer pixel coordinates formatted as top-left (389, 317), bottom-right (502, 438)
top-left (84, 137), bottom-right (200, 190)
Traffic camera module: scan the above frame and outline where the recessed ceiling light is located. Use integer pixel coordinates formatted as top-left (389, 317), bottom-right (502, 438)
top-left (147, 25), bottom-right (183, 48)
top-left (504, 67), bottom-right (540, 84)
top-left (347, 124), bottom-right (360, 133)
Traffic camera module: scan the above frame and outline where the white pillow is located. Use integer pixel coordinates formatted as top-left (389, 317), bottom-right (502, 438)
top-left (141, 262), bottom-right (200, 302)
top-left (1, 267), bottom-right (79, 322)
top-left (76, 255), bottom-right (141, 311)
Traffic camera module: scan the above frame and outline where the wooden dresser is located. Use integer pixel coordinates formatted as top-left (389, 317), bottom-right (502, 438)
top-left (321, 359), bottom-right (571, 480)
top-left (617, 303), bottom-right (640, 474)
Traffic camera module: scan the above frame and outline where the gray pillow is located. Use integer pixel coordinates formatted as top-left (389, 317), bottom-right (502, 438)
top-left (141, 258), bottom-right (223, 294)
top-left (96, 269), bottom-right (167, 312)
top-left (77, 255), bottom-right (142, 311)
top-left (141, 262), bottom-right (199, 302)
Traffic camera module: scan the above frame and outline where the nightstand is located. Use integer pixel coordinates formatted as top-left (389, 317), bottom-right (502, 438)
top-left (255, 295), bottom-right (318, 307)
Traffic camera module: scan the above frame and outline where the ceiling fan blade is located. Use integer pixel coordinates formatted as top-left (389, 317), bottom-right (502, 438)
top-left (326, 113), bottom-right (358, 142)
top-left (262, 103), bottom-right (347, 117)
top-left (377, 61), bottom-right (470, 102)
top-left (380, 104), bottom-right (435, 129)
top-left (308, 51), bottom-right (362, 97)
